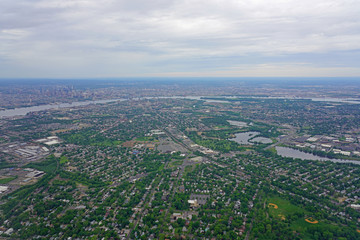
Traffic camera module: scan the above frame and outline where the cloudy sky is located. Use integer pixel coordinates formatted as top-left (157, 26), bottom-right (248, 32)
top-left (1, 0), bottom-right (360, 78)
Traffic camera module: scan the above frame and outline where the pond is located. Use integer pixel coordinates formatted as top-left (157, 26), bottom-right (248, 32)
top-left (229, 131), bottom-right (259, 145)
top-left (276, 146), bottom-right (360, 165)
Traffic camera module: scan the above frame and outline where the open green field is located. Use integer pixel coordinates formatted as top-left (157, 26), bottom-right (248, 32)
top-left (0, 176), bottom-right (17, 184)
top-left (0, 161), bottom-right (15, 170)
top-left (267, 196), bottom-right (304, 217)
top-left (267, 195), bottom-right (336, 240)
top-left (183, 164), bottom-right (197, 176)
top-left (25, 155), bottom-right (58, 173)
top-left (60, 156), bottom-right (69, 164)
top-left (168, 160), bottom-right (183, 168)
top-left (214, 125), bottom-right (230, 130)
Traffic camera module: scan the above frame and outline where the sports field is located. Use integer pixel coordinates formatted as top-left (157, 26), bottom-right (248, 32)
top-left (267, 196), bottom-right (334, 240)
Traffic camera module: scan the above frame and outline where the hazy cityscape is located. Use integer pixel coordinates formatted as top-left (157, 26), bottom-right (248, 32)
top-left (0, 79), bottom-right (358, 239)
top-left (2, 0), bottom-right (360, 239)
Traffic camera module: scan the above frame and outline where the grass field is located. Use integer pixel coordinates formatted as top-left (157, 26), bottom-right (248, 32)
top-left (183, 164), bottom-right (196, 176)
top-left (60, 156), bottom-right (69, 164)
top-left (267, 196), bottom-right (304, 216)
top-left (168, 160), bottom-right (183, 168)
top-left (0, 161), bottom-right (15, 170)
top-left (25, 155), bottom-right (58, 173)
top-left (214, 125), bottom-right (230, 129)
top-left (0, 176), bottom-right (17, 184)
top-left (267, 195), bottom-right (329, 240)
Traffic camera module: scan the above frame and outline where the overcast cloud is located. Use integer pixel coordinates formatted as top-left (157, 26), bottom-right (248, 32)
top-left (1, 0), bottom-right (360, 78)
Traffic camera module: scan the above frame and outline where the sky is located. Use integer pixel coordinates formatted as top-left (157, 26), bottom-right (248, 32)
top-left (1, 0), bottom-right (360, 78)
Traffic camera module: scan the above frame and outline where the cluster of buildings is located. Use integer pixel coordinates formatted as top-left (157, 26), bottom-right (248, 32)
top-left (0, 142), bottom-right (50, 163)
top-left (289, 134), bottom-right (360, 157)
top-left (0, 168), bottom-right (45, 196)
top-left (35, 136), bottom-right (61, 146)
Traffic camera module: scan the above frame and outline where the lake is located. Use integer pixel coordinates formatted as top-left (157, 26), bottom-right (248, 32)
top-left (276, 146), bottom-right (360, 165)
top-left (229, 131), bottom-right (259, 145)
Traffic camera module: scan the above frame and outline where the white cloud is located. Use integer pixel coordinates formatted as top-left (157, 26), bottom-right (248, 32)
top-left (149, 63), bottom-right (360, 77)
top-left (0, 0), bottom-right (359, 77)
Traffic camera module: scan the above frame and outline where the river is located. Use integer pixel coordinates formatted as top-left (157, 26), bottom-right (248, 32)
top-left (0, 96), bottom-right (231, 118)
top-left (0, 99), bottom-right (125, 118)
top-left (2, 95), bottom-right (360, 118)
